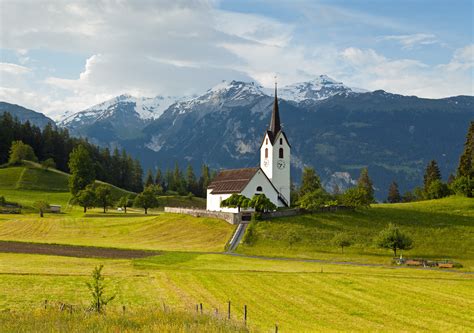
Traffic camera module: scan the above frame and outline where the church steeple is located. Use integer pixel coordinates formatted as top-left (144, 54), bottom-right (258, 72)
top-left (269, 80), bottom-right (281, 135)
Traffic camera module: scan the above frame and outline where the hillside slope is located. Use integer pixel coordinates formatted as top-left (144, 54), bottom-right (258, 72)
top-left (237, 196), bottom-right (474, 270)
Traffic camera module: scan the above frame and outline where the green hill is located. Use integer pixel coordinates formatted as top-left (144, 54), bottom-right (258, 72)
top-left (237, 196), bottom-right (474, 270)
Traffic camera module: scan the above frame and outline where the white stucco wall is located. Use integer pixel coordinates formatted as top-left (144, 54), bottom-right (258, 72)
top-left (206, 169), bottom-right (283, 212)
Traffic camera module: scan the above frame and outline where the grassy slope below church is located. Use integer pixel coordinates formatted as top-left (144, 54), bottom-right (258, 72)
top-left (237, 196), bottom-right (474, 270)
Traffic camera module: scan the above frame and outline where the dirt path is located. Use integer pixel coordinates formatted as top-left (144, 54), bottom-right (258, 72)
top-left (0, 241), bottom-right (159, 259)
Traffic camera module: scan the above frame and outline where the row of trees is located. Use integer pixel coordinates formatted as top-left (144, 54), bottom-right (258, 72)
top-left (1, 113), bottom-right (143, 192)
top-left (386, 121), bottom-right (474, 202)
top-left (144, 164), bottom-right (214, 198)
top-left (294, 167), bottom-right (375, 211)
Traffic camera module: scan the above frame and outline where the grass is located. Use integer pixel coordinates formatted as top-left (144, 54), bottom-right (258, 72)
top-left (0, 212), bottom-right (234, 252)
top-left (0, 307), bottom-right (248, 332)
top-left (0, 252), bottom-right (472, 332)
top-left (237, 196), bottom-right (474, 270)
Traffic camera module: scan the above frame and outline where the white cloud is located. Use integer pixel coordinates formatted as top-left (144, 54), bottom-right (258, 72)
top-left (0, 1), bottom-right (472, 118)
top-left (0, 63), bottom-right (31, 75)
top-left (379, 33), bottom-right (439, 49)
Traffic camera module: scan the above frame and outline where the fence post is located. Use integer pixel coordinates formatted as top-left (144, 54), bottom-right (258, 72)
top-left (275, 324), bottom-right (278, 333)
top-left (200, 303), bottom-right (203, 314)
top-left (244, 304), bottom-right (247, 325)
top-left (228, 300), bottom-right (231, 319)
top-left (196, 304), bottom-right (199, 313)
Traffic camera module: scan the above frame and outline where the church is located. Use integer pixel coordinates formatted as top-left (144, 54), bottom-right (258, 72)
top-left (206, 84), bottom-right (291, 213)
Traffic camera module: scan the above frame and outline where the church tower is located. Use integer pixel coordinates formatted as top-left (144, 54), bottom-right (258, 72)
top-left (260, 82), bottom-right (291, 206)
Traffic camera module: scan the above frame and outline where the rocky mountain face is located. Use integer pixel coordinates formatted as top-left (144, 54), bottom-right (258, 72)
top-left (8, 76), bottom-right (474, 200)
top-left (0, 102), bottom-right (55, 128)
top-left (58, 94), bottom-right (181, 144)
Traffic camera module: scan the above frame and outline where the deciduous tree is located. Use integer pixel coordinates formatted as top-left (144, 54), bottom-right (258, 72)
top-left (299, 167), bottom-right (322, 197)
top-left (33, 200), bottom-right (49, 217)
top-left (376, 223), bottom-right (413, 256)
top-left (76, 184), bottom-right (96, 213)
top-left (332, 233), bottom-right (353, 253)
top-left (8, 140), bottom-right (37, 165)
top-left (134, 185), bottom-right (159, 214)
top-left (68, 145), bottom-right (95, 196)
top-left (95, 185), bottom-right (113, 213)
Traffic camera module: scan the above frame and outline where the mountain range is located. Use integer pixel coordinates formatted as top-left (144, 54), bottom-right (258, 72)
top-left (2, 75), bottom-right (473, 200)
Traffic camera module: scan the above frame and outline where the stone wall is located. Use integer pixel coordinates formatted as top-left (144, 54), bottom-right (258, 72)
top-left (164, 207), bottom-right (241, 225)
top-left (262, 208), bottom-right (302, 219)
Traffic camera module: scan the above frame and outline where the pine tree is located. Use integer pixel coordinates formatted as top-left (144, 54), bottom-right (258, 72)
top-left (186, 164), bottom-right (197, 195)
top-left (155, 168), bottom-right (163, 187)
top-left (387, 181), bottom-right (401, 203)
top-left (357, 168), bottom-right (374, 203)
top-left (145, 169), bottom-right (154, 187)
top-left (423, 160), bottom-right (441, 192)
top-left (457, 121), bottom-right (474, 178)
top-left (199, 164), bottom-right (211, 197)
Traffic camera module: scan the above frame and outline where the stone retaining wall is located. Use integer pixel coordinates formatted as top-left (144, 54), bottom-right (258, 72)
top-left (164, 207), bottom-right (240, 225)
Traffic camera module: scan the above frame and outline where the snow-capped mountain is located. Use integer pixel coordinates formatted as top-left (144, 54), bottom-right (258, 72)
top-left (166, 80), bottom-right (266, 117)
top-left (59, 94), bottom-right (179, 127)
top-left (277, 75), bottom-right (363, 102)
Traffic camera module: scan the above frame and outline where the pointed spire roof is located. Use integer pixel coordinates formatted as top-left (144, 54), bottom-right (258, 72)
top-left (269, 80), bottom-right (281, 135)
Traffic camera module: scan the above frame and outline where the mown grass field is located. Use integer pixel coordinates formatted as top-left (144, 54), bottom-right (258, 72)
top-left (238, 196), bottom-right (474, 270)
top-left (0, 252), bottom-right (472, 332)
top-left (0, 165), bottom-right (473, 331)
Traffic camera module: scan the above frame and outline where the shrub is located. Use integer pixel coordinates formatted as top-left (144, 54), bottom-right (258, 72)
top-left (86, 265), bottom-right (115, 313)
top-left (297, 189), bottom-right (332, 211)
top-left (426, 180), bottom-right (450, 199)
top-left (287, 230), bottom-right (302, 247)
top-left (342, 187), bottom-right (371, 208)
top-left (41, 158), bottom-right (56, 170)
top-left (243, 222), bottom-right (257, 245)
top-left (450, 176), bottom-right (473, 197)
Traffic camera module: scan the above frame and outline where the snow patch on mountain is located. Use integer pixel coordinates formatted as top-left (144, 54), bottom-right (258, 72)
top-left (275, 75), bottom-right (365, 102)
top-left (59, 94), bottom-right (181, 126)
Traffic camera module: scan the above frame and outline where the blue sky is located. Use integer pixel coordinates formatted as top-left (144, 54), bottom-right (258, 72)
top-left (0, 0), bottom-right (472, 118)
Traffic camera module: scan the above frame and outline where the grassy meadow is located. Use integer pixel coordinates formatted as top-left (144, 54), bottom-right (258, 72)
top-left (0, 165), bottom-right (473, 331)
top-left (238, 196), bottom-right (474, 270)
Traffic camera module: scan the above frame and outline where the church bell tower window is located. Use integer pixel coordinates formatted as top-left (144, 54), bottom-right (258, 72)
top-left (279, 148), bottom-right (284, 158)
top-left (265, 148), bottom-right (268, 158)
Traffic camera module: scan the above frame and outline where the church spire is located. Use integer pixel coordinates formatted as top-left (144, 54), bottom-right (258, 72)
top-left (269, 78), bottom-right (281, 134)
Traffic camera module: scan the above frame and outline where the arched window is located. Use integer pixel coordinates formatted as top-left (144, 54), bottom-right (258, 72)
top-left (279, 148), bottom-right (284, 158)
top-left (265, 148), bottom-right (268, 158)
top-left (266, 138), bottom-right (268, 145)
top-left (280, 138), bottom-right (283, 145)
top-left (256, 186), bottom-right (262, 191)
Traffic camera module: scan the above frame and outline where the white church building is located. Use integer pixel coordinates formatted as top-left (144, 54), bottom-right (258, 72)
top-left (206, 84), bottom-right (291, 212)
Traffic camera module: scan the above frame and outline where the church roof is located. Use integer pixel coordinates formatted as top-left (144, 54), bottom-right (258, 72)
top-left (208, 167), bottom-right (259, 194)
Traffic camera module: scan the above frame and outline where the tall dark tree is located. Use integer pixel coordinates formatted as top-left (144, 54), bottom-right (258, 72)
top-left (387, 181), bottom-right (401, 203)
top-left (145, 169), bottom-right (154, 187)
top-left (186, 164), bottom-right (197, 194)
top-left (68, 145), bottom-right (95, 196)
top-left (155, 168), bottom-right (163, 187)
top-left (457, 121), bottom-right (474, 178)
top-left (423, 160), bottom-right (441, 193)
top-left (357, 168), bottom-right (374, 203)
top-left (199, 164), bottom-right (211, 197)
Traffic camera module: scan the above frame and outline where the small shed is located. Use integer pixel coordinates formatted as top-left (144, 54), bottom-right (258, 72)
top-left (49, 205), bottom-right (61, 213)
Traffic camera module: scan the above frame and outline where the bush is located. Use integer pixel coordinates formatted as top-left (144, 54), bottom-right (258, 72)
top-left (297, 189), bottom-right (332, 211)
top-left (426, 180), bottom-right (450, 199)
top-left (287, 230), bottom-right (302, 247)
top-left (342, 187), bottom-right (371, 208)
top-left (86, 265), bottom-right (115, 313)
top-left (332, 233), bottom-right (353, 253)
top-left (450, 176), bottom-right (473, 197)
top-left (41, 158), bottom-right (56, 170)
top-left (243, 222), bottom-right (257, 245)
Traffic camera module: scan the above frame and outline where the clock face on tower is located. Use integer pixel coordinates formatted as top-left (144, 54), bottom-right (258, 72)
top-left (277, 160), bottom-right (286, 169)
top-left (263, 159), bottom-right (269, 167)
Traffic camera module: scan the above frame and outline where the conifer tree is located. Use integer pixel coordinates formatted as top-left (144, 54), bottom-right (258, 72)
top-left (357, 167), bottom-right (374, 203)
top-left (186, 164), bottom-right (197, 194)
top-left (423, 160), bottom-right (441, 192)
top-left (457, 121), bottom-right (474, 178)
top-left (387, 181), bottom-right (401, 203)
top-left (155, 168), bottom-right (163, 187)
top-left (199, 164), bottom-right (211, 197)
top-left (145, 169), bottom-right (154, 187)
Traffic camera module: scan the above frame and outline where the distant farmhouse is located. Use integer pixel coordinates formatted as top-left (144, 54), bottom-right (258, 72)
top-left (207, 84), bottom-right (291, 212)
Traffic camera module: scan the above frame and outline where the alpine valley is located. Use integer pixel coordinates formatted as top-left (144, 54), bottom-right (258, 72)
top-left (2, 75), bottom-right (473, 199)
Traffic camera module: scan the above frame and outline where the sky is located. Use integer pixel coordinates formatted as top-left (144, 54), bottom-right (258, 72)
top-left (0, 0), bottom-right (473, 119)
